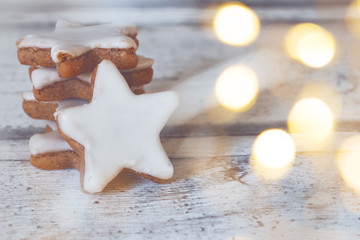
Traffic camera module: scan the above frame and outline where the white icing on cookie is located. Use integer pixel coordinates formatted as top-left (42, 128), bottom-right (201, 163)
top-left (31, 67), bottom-right (91, 89)
top-left (55, 99), bottom-right (88, 116)
top-left (57, 60), bottom-right (178, 193)
top-left (30, 56), bottom-right (152, 89)
top-left (29, 130), bottom-right (72, 155)
top-left (18, 22), bottom-right (138, 63)
top-left (22, 91), bottom-right (88, 116)
top-left (46, 121), bottom-right (58, 131)
top-left (55, 19), bottom-right (85, 30)
top-left (22, 91), bottom-right (87, 106)
top-left (22, 91), bottom-right (36, 101)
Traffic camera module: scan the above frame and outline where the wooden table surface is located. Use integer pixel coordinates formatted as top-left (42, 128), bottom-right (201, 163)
top-left (1, 1), bottom-right (360, 239)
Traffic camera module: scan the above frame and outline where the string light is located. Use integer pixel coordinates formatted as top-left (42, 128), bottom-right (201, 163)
top-left (288, 98), bottom-right (334, 145)
top-left (284, 23), bottom-right (336, 68)
top-left (346, 0), bottom-right (360, 38)
top-left (337, 136), bottom-right (360, 193)
top-left (213, 2), bottom-right (260, 46)
top-left (215, 64), bottom-right (259, 112)
top-left (251, 129), bottom-right (295, 180)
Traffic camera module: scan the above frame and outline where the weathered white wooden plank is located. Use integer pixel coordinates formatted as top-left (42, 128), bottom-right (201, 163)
top-left (1, 151), bottom-right (360, 239)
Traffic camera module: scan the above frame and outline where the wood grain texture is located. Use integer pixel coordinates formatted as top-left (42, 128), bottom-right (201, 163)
top-left (2, 1), bottom-right (360, 239)
top-left (1, 144), bottom-right (360, 239)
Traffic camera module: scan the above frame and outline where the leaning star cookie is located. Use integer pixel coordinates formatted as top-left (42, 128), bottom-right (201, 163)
top-left (56, 60), bottom-right (179, 193)
top-left (29, 56), bottom-right (153, 101)
top-left (17, 20), bottom-right (138, 78)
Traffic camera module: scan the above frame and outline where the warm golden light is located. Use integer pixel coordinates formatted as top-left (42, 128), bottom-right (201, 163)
top-left (284, 23), bottom-right (336, 68)
top-left (337, 136), bottom-right (360, 193)
top-left (288, 98), bottom-right (334, 145)
top-left (253, 129), bottom-right (296, 169)
top-left (215, 64), bottom-right (259, 112)
top-left (213, 3), bottom-right (260, 46)
top-left (285, 23), bottom-right (320, 60)
top-left (298, 32), bottom-right (335, 68)
top-left (297, 82), bottom-right (342, 120)
top-left (251, 129), bottom-right (295, 181)
top-left (346, 0), bottom-right (360, 38)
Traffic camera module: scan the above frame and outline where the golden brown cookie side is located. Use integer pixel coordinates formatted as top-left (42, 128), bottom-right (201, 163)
top-left (30, 150), bottom-right (79, 170)
top-left (56, 51), bottom-right (97, 78)
top-left (17, 47), bottom-right (55, 67)
top-left (22, 100), bottom-right (57, 121)
top-left (94, 48), bottom-right (138, 70)
top-left (122, 67), bottom-right (153, 86)
top-left (44, 125), bottom-right (54, 133)
top-left (56, 48), bottom-right (138, 78)
top-left (33, 79), bottom-right (92, 101)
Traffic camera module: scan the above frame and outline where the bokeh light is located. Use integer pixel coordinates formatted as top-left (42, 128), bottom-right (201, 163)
top-left (284, 23), bottom-right (336, 68)
top-left (337, 135), bottom-right (360, 193)
top-left (296, 81), bottom-right (342, 120)
top-left (213, 2), bottom-right (260, 46)
top-left (297, 32), bottom-right (335, 68)
top-left (284, 23), bottom-right (320, 60)
top-left (215, 64), bottom-right (259, 112)
top-left (288, 98), bottom-right (334, 145)
top-left (251, 129), bottom-right (295, 180)
top-left (346, 0), bottom-right (360, 38)
top-left (253, 129), bottom-right (296, 169)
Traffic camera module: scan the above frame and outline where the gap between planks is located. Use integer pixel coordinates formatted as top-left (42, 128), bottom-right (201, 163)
top-left (1, 132), bottom-right (358, 162)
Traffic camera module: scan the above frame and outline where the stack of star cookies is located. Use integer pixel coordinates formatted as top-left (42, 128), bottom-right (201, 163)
top-left (15, 20), bottom-right (176, 194)
top-left (18, 20), bottom-right (154, 121)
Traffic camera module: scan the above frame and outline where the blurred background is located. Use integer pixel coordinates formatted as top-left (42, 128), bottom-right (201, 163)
top-left (2, 0), bottom-right (360, 239)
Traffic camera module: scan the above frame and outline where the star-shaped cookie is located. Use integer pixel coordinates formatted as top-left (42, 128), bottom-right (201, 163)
top-left (17, 20), bottom-right (139, 78)
top-left (56, 60), bottom-right (179, 193)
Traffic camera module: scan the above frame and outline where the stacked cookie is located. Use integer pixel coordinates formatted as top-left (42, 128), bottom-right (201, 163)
top-left (22, 55), bottom-right (154, 121)
top-left (17, 20), bottom-right (163, 192)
